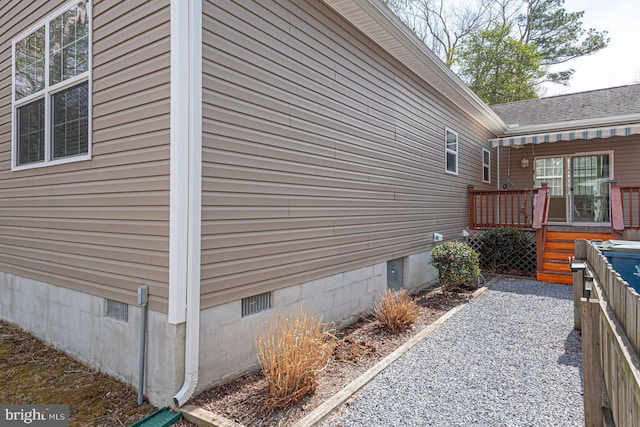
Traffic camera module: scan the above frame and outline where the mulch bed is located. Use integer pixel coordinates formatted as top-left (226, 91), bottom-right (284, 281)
top-left (189, 286), bottom-right (476, 427)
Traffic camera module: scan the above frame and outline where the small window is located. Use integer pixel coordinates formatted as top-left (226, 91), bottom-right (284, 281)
top-left (535, 157), bottom-right (564, 196)
top-left (482, 148), bottom-right (491, 183)
top-left (445, 128), bottom-right (458, 175)
top-left (12, 0), bottom-right (91, 170)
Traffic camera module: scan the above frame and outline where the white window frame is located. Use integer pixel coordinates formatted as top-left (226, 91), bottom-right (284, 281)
top-left (11, 0), bottom-right (92, 171)
top-left (445, 128), bottom-right (458, 175)
top-left (482, 147), bottom-right (491, 183)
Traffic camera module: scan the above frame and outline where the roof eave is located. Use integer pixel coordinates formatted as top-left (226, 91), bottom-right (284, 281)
top-left (499, 112), bottom-right (640, 137)
top-left (321, 0), bottom-right (508, 135)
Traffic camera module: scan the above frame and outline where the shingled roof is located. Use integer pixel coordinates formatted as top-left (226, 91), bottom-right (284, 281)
top-left (490, 84), bottom-right (640, 127)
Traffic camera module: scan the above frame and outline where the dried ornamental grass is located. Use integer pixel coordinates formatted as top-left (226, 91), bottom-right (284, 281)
top-left (256, 307), bottom-right (335, 411)
top-left (373, 289), bottom-right (419, 332)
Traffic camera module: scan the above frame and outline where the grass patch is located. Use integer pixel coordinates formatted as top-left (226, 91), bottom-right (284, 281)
top-left (0, 320), bottom-right (157, 426)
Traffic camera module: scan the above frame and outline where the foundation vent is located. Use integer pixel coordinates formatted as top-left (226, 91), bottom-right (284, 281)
top-left (242, 292), bottom-right (272, 317)
top-left (105, 299), bottom-right (129, 322)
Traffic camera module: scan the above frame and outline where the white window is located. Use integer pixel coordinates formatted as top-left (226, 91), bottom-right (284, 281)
top-left (535, 157), bottom-right (564, 196)
top-left (482, 147), bottom-right (490, 183)
top-left (445, 128), bottom-right (458, 175)
top-left (12, 0), bottom-right (91, 170)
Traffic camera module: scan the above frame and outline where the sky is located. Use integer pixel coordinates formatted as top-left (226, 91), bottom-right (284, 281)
top-left (542, 0), bottom-right (640, 97)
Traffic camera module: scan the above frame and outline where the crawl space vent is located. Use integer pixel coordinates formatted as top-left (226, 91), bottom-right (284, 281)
top-left (105, 299), bottom-right (129, 322)
top-left (242, 292), bottom-right (272, 317)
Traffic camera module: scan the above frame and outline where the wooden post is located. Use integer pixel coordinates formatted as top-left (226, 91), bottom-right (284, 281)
top-left (573, 239), bottom-right (588, 331)
top-left (582, 297), bottom-right (604, 427)
top-left (467, 186), bottom-right (475, 229)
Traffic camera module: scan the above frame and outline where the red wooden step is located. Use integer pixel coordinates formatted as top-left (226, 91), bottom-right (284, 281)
top-left (544, 250), bottom-right (574, 261)
top-left (545, 231), bottom-right (612, 241)
top-left (537, 271), bottom-right (573, 284)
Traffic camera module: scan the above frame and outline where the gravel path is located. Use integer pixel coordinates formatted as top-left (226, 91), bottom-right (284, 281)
top-left (323, 278), bottom-right (584, 427)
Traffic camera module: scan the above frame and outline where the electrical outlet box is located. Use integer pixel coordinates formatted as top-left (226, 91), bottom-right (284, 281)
top-left (433, 233), bottom-right (443, 242)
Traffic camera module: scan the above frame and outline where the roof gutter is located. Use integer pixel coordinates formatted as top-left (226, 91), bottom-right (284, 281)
top-left (321, 0), bottom-right (508, 135)
top-left (169, 0), bottom-right (202, 407)
top-left (498, 112), bottom-right (640, 136)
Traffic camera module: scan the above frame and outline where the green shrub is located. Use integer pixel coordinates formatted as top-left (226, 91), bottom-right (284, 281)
top-left (430, 241), bottom-right (480, 291)
top-left (476, 227), bottom-right (532, 273)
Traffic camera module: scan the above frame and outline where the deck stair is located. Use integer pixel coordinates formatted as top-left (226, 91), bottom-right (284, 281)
top-left (536, 226), bottom-right (612, 284)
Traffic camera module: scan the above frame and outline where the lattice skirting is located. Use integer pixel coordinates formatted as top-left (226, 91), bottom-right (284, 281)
top-left (466, 229), bottom-right (537, 276)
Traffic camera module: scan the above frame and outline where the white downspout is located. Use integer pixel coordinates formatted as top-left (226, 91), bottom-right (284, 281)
top-left (170, 0), bottom-right (202, 407)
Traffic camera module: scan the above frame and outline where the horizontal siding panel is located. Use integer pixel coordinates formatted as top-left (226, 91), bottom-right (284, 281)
top-left (0, 244), bottom-right (166, 281)
top-left (0, 226), bottom-right (167, 251)
top-left (202, 217), bottom-right (338, 235)
top-left (0, 174), bottom-right (168, 197)
top-left (0, 235), bottom-right (166, 267)
top-left (93, 116), bottom-right (170, 143)
top-left (201, 244), bottom-right (394, 294)
top-left (202, 224), bottom-right (427, 265)
top-left (201, 0), bottom-right (495, 308)
top-left (94, 81), bottom-right (170, 118)
top-left (0, 1), bottom-right (171, 309)
top-left (0, 218), bottom-right (168, 237)
top-left (0, 193), bottom-right (168, 208)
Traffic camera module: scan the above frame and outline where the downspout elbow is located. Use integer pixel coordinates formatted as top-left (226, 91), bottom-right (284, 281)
top-left (173, 369), bottom-right (198, 407)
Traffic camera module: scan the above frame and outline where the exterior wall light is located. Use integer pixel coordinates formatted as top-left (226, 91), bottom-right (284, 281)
top-left (584, 275), bottom-right (593, 299)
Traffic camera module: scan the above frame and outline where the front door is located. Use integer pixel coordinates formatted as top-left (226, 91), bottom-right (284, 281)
top-left (569, 154), bottom-right (611, 223)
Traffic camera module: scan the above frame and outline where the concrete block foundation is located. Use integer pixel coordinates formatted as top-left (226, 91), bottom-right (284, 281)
top-left (0, 272), bottom-right (184, 407)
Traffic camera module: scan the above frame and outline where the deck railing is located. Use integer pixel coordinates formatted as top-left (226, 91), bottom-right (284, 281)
top-left (468, 186), bottom-right (550, 230)
top-left (468, 187), bottom-right (537, 229)
top-left (611, 184), bottom-right (640, 232)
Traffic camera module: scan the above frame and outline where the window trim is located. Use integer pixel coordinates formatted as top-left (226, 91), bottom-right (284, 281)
top-left (11, 0), bottom-right (92, 171)
top-left (444, 127), bottom-right (458, 175)
top-left (482, 147), bottom-right (491, 183)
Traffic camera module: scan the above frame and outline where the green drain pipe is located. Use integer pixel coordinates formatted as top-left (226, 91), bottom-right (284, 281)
top-left (129, 407), bottom-right (181, 427)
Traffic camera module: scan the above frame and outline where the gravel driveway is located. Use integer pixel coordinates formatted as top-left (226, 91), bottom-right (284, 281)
top-left (323, 278), bottom-right (584, 427)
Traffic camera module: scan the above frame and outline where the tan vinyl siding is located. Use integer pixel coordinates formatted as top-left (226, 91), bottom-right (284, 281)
top-left (0, 0), bottom-right (171, 312)
top-left (497, 136), bottom-right (640, 189)
top-left (200, 0), bottom-right (494, 308)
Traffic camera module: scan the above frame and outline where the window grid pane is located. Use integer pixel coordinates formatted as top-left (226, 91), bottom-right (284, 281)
top-left (15, 27), bottom-right (45, 99)
top-left (52, 82), bottom-right (89, 159)
top-left (535, 158), bottom-right (564, 196)
top-left (49, 2), bottom-right (89, 86)
top-left (17, 99), bottom-right (45, 165)
top-left (446, 152), bottom-right (457, 173)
